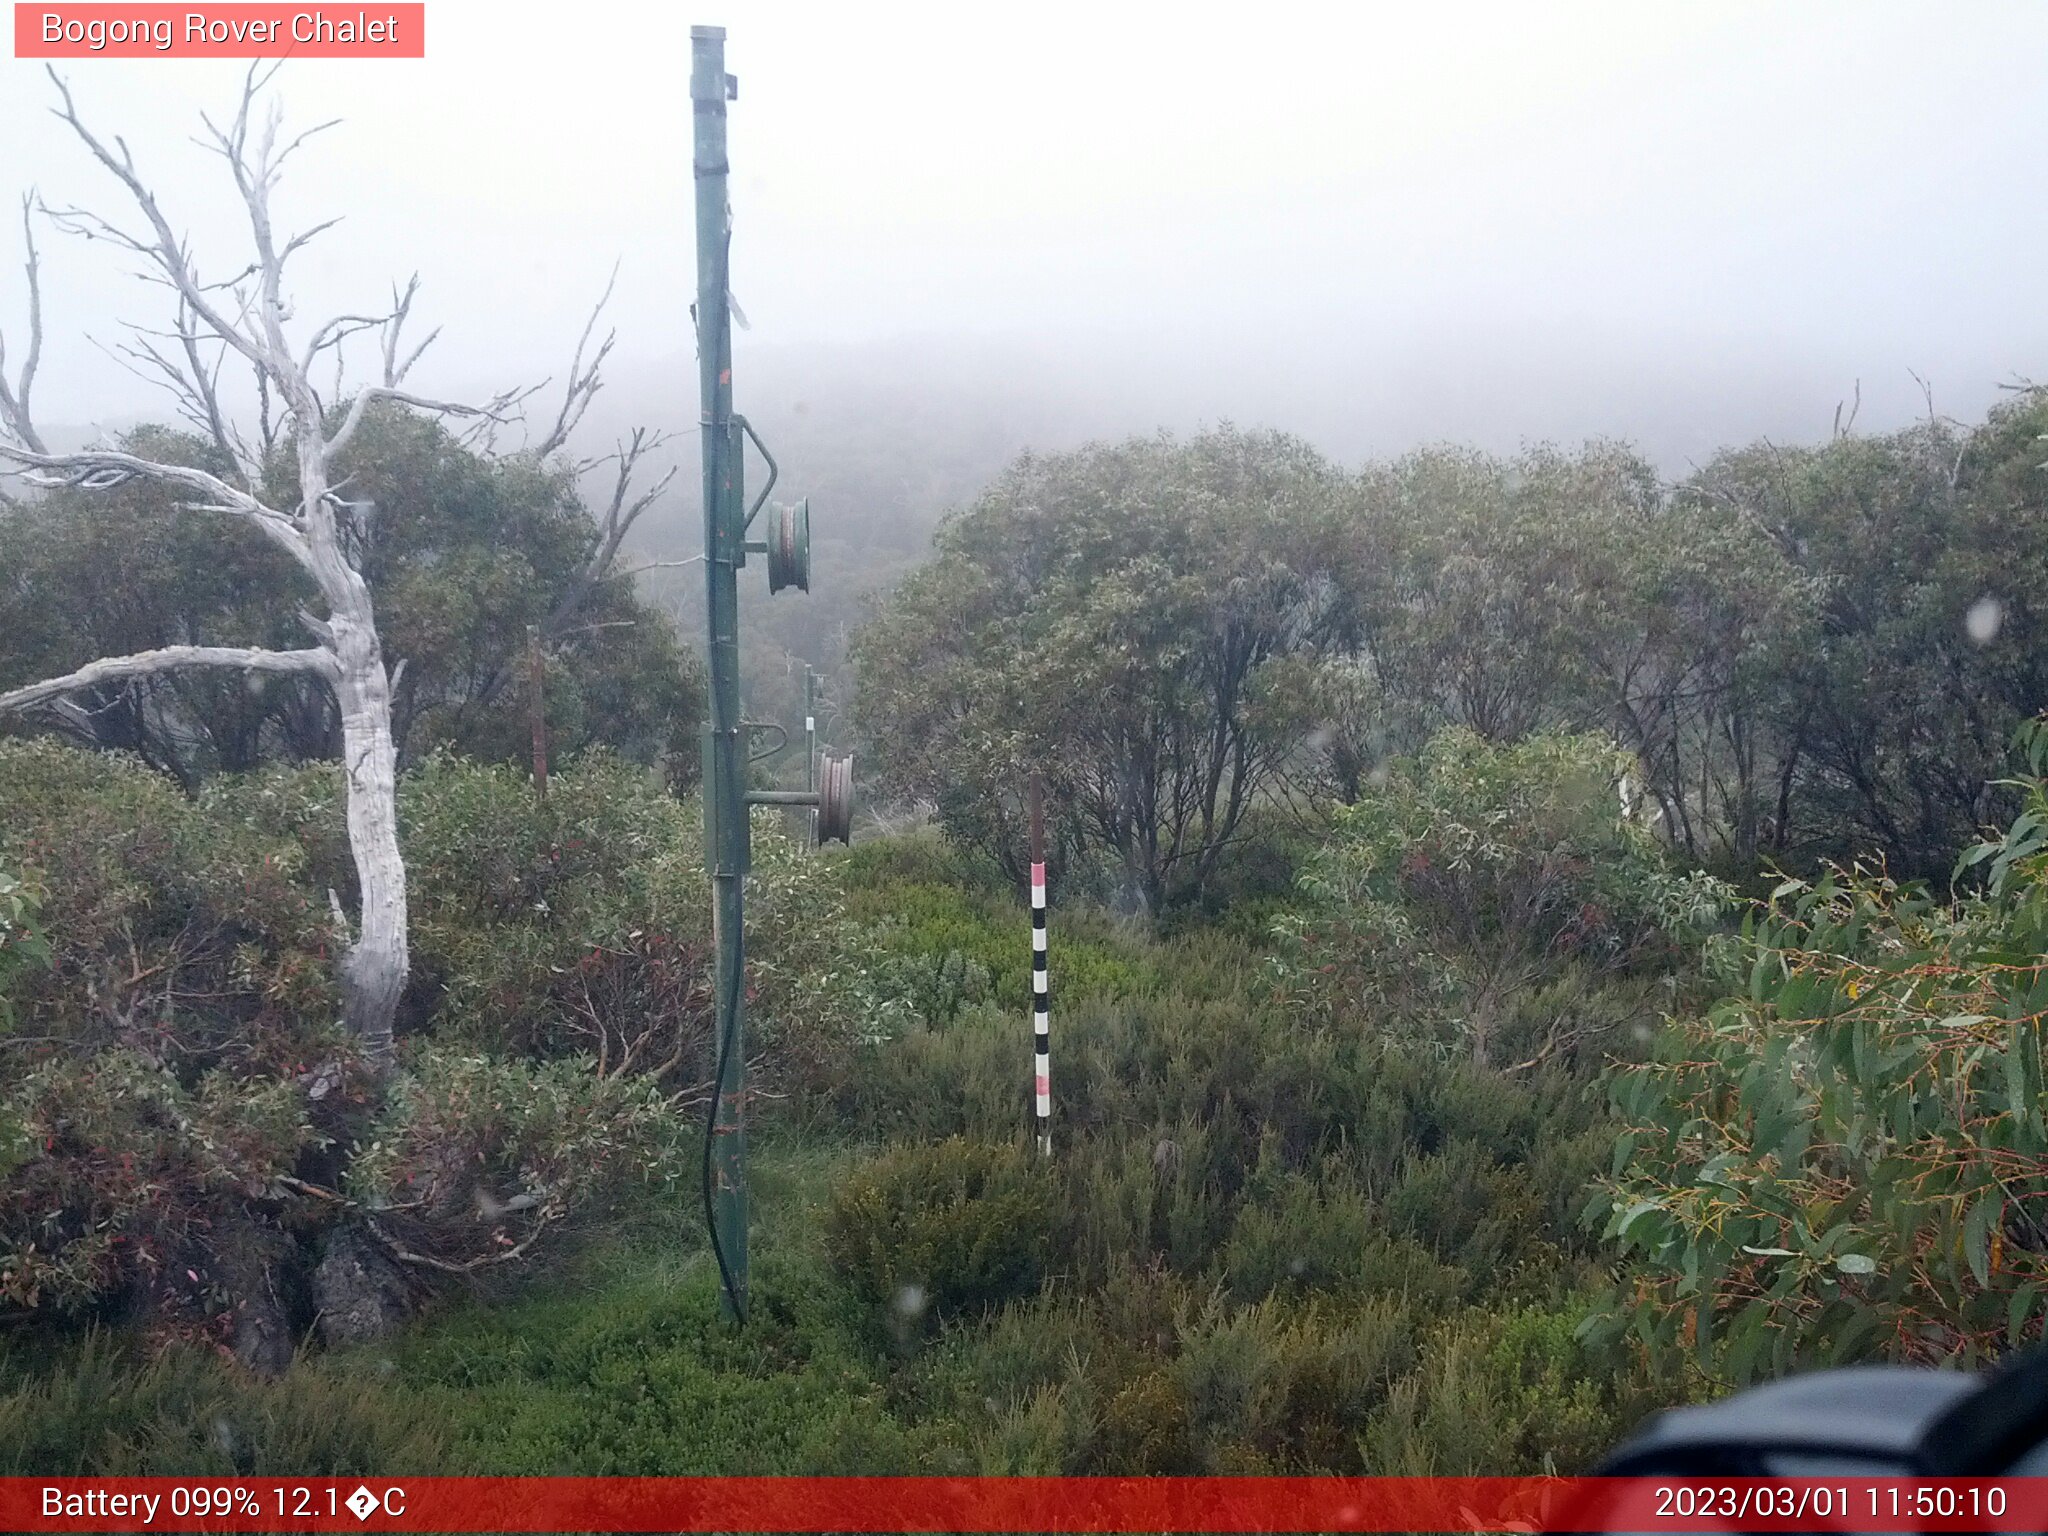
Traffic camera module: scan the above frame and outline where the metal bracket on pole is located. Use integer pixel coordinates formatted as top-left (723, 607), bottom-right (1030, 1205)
top-left (737, 415), bottom-right (779, 531)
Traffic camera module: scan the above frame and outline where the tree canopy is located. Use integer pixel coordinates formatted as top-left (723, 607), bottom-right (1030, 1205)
top-left (853, 426), bottom-right (1348, 910)
top-left (0, 405), bottom-right (703, 787)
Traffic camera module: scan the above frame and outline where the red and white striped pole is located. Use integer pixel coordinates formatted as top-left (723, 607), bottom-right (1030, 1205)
top-left (1029, 773), bottom-right (1051, 1155)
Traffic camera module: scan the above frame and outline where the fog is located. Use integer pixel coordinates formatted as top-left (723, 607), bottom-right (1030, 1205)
top-left (5, 0), bottom-right (2045, 503)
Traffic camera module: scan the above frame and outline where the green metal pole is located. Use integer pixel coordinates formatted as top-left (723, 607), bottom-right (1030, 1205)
top-left (692, 23), bottom-right (748, 1322)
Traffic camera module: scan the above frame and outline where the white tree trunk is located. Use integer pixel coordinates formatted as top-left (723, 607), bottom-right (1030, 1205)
top-left (331, 603), bottom-right (406, 1070)
top-left (293, 326), bottom-right (408, 1068)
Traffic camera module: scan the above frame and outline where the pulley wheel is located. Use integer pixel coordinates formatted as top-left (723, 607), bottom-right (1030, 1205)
top-left (817, 751), bottom-right (854, 844)
top-left (767, 497), bottom-right (811, 594)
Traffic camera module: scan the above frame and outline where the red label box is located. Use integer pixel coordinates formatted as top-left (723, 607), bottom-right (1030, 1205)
top-left (14, 4), bottom-right (425, 57)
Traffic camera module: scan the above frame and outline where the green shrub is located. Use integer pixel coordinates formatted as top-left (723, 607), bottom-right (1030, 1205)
top-left (400, 750), bottom-right (711, 1067)
top-left (1057, 1118), bottom-right (1234, 1283)
top-left (1219, 1173), bottom-right (1461, 1309)
top-left (1094, 1367), bottom-right (1197, 1472)
top-left (1360, 1304), bottom-right (1680, 1475)
top-left (1384, 1138), bottom-right (1547, 1284)
top-left (835, 835), bottom-right (1167, 1039)
top-left (344, 1047), bottom-right (687, 1273)
top-left (1596, 721), bottom-right (2048, 1380)
top-left (0, 742), bottom-right (856, 1346)
top-left (1277, 727), bottom-right (1729, 1066)
top-left (0, 1333), bottom-right (452, 1475)
top-left (836, 830), bottom-right (1006, 899)
top-left (1170, 1292), bottom-right (1416, 1472)
top-left (0, 740), bottom-right (347, 1061)
top-left (0, 742), bottom-right (358, 1333)
top-left (0, 864), bottom-right (52, 1031)
top-left (968, 1382), bottom-right (1088, 1474)
top-left (824, 1137), bottom-right (1060, 1331)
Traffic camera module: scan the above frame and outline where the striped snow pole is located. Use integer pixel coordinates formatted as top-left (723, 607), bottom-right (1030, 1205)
top-left (1029, 774), bottom-right (1051, 1155)
top-left (1031, 858), bottom-right (1051, 1152)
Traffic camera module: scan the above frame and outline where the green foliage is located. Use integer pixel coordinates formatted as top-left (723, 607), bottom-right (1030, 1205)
top-left (346, 1049), bottom-right (686, 1270)
top-left (359, 1243), bottom-right (927, 1475)
top-left (852, 427), bottom-right (1349, 911)
top-left (0, 426), bottom-right (309, 783)
top-left (855, 397), bottom-right (2048, 888)
top-left (2, 1049), bottom-right (316, 1315)
top-left (0, 1333), bottom-right (453, 1475)
top-left (823, 939), bottom-right (1617, 1322)
top-left (0, 739), bottom-right (348, 1055)
top-left (0, 741), bottom-right (857, 1338)
top-left (1684, 399), bottom-right (2048, 875)
top-left (0, 863), bottom-right (52, 1031)
top-left (1596, 719), bottom-right (2048, 1381)
top-left (400, 749), bottom-right (868, 1082)
top-left (1349, 441), bottom-right (1665, 744)
top-left (0, 409), bottom-right (703, 784)
top-left (1342, 441), bottom-right (1818, 873)
top-left (824, 1137), bottom-right (1060, 1331)
top-left (400, 750), bottom-right (711, 1069)
top-left (0, 740), bottom-right (358, 1325)
top-left (839, 871), bottom-right (1160, 1029)
top-left (1218, 1172), bottom-right (1464, 1309)
top-left (1359, 1303), bottom-right (1683, 1475)
top-left (1279, 727), bottom-right (1730, 1066)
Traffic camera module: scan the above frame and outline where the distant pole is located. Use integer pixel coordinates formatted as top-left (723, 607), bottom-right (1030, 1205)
top-left (526, 623), bottom-right (548, 803)
top-left (1029, 772), bottom-right (1051, 1155)
top-left (693, 22), bottom-right (748, 1323)
top-left (805, 668), bottom-right (819, 846)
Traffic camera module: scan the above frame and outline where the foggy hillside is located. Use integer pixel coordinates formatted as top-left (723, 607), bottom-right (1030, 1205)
top-left (565, 324), bottom-right (2039, 760)
top-left (592, 327), bottom-right (2042, 567)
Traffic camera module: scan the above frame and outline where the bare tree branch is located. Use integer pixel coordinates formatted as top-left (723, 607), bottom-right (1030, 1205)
top-left (533, 262), bottom-right (619, 459)
top-left (301, 311), bottom-right (393, 374)
top-left (45, 67), bottom-right (275, 377)
top-left (541, 427), bottom-right (678, 639)
top-left (0, 192), bottom-right (48, 454)
top-left (0, 443), bottom-right (308, 556)
top-left (364, 1211), bottom-right (558, 1274)
top-left (611, 555), bottom-right (704, 579)
top-left (325, 381), bottom-right (525, 467)
top-left (0, 644), bottom-right (337, 715)
top-left (172, 297), bottom-right (247, 482)
top-left (1832, 378), bottom-right (1861, 441)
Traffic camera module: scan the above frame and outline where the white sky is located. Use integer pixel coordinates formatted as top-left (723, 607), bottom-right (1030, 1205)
top-left (4, 0), bottom-right (2046, 463)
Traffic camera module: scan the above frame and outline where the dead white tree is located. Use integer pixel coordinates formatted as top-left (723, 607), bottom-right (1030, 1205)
top-left (0, 68), bottom-right (550, 1072)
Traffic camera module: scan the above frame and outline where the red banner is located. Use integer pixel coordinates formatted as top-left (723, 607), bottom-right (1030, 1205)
top-left (4, 1476), bottom-right (2048, 1532)
top-left (14, 4), bottom-right (424, 58)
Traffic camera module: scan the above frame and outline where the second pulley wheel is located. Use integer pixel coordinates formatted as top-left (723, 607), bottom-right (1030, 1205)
top-left (816, 751), bottom-right (853, 844)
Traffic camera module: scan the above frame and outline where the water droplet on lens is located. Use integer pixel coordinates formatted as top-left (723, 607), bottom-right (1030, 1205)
top-left (1966, 595), bottom-right (2004, 645)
